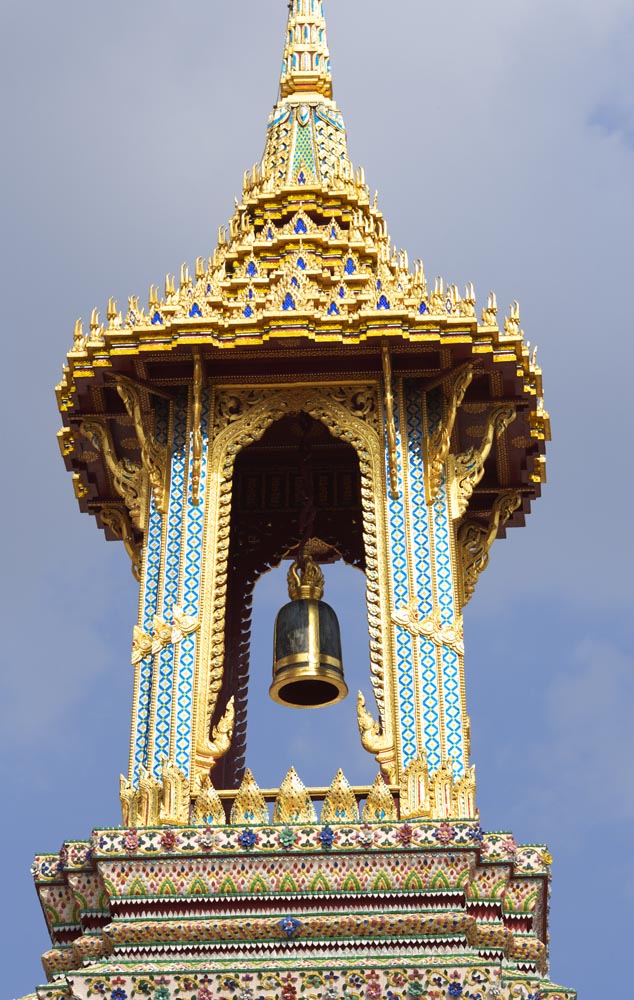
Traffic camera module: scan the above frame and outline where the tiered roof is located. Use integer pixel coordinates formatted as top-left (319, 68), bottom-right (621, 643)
top-left (56, 0), bottom-right (549, 544)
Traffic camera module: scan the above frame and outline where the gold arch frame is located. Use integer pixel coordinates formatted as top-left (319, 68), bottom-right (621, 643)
top-left (191, 383), bottom-right (396, 784)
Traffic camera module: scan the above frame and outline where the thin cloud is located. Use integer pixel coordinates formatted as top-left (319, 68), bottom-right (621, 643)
top-left (527, 639), bottom-right (634, 826)
top-left (589, 100), bottom-right (634, 150)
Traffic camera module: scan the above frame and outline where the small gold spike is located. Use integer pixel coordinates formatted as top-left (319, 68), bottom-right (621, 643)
top-left (230, 769), bottom-right (268, 826)
top-left (321, 769), bottom-right (359, 824)
top-left (363, 773), bottom-right (397, 823)
top-left (481, 291), bottom-right (498, 326)
top-left (273, 767), bottom-right (317, 825)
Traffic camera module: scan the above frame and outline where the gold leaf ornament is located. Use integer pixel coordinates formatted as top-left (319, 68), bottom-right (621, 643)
top-left (230, 769), bottom-right (268, 825)
top-left (273, 767), bottom-right (317, 825)
top-left (321, 769), bottom-right (359, 824)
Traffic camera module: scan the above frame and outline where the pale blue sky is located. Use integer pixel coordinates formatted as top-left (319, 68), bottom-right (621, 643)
top-left (2, 1), bottom-right (633, 996)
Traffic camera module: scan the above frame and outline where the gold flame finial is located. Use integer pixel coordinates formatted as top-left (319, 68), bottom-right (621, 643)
top-left (287, 552), bottom-right (325, 601)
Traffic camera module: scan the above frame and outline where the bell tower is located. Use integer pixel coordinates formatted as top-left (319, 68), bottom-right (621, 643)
top-left (25, 4), bottom-right (575, 1000)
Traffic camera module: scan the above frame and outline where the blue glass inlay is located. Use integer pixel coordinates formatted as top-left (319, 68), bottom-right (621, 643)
top-left (291, 277), bottom-right (299, 288)
top-left (206, 284), bottom-right (211, 294)
top-left (295, 218), bottom-right (307, 234)
top-left (377, 280), bottom-right (382, 290)
top-left (189, 304), bottom-right (202, 318)
top-left (282, 293), bottom-right (295, 311)
top-left (330, 225), bottom-right (337, 238)
top-left (344, 258), bottom-right (356, 275)
top-left (298, 171), bottom-right (306, 185)
top-left (419, 302), bottom-right (427, 314)
top-left (446, 299), bottom-right (452, 314)
top-left (267, 228), bottom-right (274, 240)
top-left (338, 287), bottom-right (345, 298)
top-left (378, 295), bottom-right (390, 310)
top-left (297, 257), bottom-right (306, 270)
top-left (151, 311), bottom-right (163, 325)
top-left (328, 302), bottom-right (339, 315)
top-left (247, 261), bottom-right (257, 277)
top-left (248, 288), bottom-right (254, 299)
top-left (244, 305), bottom-right (253, 318)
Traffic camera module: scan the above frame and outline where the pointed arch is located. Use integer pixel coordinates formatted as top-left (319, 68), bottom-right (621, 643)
top-left (192, 384), bottom-right (395, 782)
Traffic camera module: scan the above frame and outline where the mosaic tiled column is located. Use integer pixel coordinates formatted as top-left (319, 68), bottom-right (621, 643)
top-left (128, 388), bottom-right (211, 786)
top-left (384, 380), bottom-right (469, 788)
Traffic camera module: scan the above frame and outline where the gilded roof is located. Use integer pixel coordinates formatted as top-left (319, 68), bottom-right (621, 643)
top-left (56, 0), bottom-right (549, 533)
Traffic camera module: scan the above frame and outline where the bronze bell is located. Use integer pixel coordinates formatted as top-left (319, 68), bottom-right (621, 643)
top-left (271, 555), bottom-right (348, 709)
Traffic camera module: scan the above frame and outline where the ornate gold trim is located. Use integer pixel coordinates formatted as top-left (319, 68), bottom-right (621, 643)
top-left (115, 377), bottom-right (168, 515)
top-left (130, 607), bottom-right (199, 665)
top-left (451, 404), bottom-right (517, 518)
top-left (400, 754), bottom-right (477, 820)
top-left (423, 366), bottom-right (473, 505)
top-left (392, 603), bottom-right (464, 655)
top-left (191, 775), bottom-right (226, 826)
top-left (99, 504), bottom-right (142, 580)
top-left (362, 773), bottom-right (397, 822)
top-left (458, 491), bottom-right (522, 604)
top-left (193, 384), bottom-right (395, 785)
top-left (321, 769), bottom-right (360, 824)
top-left (120, 757), bottom-right (191, 827)
top-left (191, 349), bottom-right (204, 507)
top-left (207, 696), bottom-right (235, 768)
top-left (381, 343), bottom-right (399, 500)
top-left (230, 768), bottom-right (268, 825)
top-left (273, 767), bottom-right (317, 825)
top-left (80, 419), bottom-right (146, 530)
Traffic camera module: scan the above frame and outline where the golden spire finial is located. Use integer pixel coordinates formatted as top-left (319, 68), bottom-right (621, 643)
top-left (280, 0), bottom-right (333, 99)
top-left (261, 0), bottom-right (349, 189)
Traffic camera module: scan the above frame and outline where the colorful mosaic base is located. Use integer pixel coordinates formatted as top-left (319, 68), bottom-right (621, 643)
top-left (34, 966), bottom-right (575, 1000)
top-left (33, 818), bottom-right (548, 1000)
top-left (78, 825), bottom-right (548, 875)
top-left (30, 821), bottom-right (571, 1000)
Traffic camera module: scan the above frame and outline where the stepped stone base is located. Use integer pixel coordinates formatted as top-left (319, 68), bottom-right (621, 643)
top-left (27, 819), bottom-right (575, 1000)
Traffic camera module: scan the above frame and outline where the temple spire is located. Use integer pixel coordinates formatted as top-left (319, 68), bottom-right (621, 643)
top-left (261, 0), bottom-right (348, 188)
top-left (280, 0), bottom-right (333, 100)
